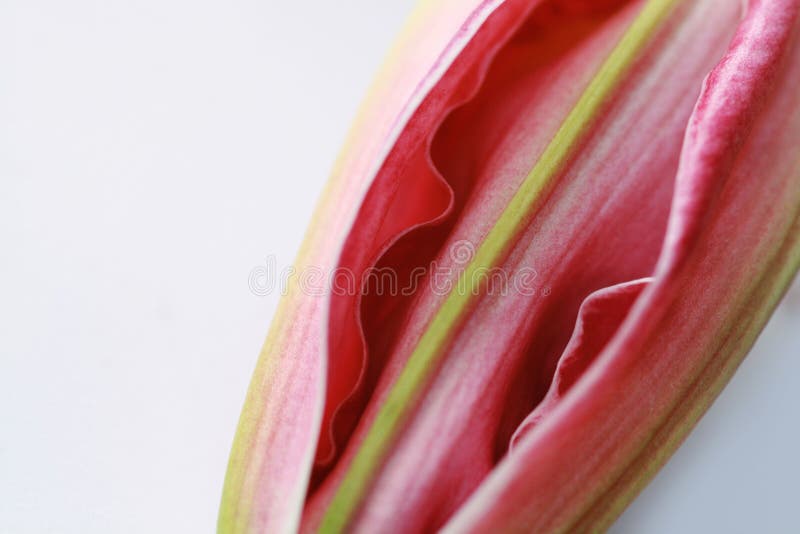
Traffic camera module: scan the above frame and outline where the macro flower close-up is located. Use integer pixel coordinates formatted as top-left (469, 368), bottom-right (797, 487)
top-left (219, 0), bottom-right (800, 532)
top-left (3, 0), bottom-right (799, 533)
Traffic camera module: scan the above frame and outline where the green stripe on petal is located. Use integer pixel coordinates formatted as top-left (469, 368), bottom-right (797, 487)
top-left (320, 0), bottom-right (683, 530)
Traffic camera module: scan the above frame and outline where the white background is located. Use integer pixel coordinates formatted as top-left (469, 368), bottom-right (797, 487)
top-left (1, 1), bottom-right (798, 532)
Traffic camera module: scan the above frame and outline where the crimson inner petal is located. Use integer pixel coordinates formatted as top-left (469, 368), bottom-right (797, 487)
top-left (314, 0), bottom-right (635, 484)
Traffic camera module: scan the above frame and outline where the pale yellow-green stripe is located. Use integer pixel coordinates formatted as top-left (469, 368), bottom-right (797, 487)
top-left (320, 0), bottom-right (682, 531)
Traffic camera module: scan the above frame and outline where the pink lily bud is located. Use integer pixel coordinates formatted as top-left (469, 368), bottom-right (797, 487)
top-left (219, 0), bottom-right (800, 532)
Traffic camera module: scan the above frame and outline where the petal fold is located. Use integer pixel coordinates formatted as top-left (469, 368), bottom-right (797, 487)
top-left (509, 278), bottom-right (650, 450)
top-left (218, 1), bottom-right (502, 531)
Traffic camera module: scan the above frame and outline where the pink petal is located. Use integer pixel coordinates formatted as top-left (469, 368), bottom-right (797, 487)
top-left (304, 0), bottom-right (747, 531)
top-left (444, 0), bottom-right (800, 531)
top-left (218, 1), bottom-right (502, 531)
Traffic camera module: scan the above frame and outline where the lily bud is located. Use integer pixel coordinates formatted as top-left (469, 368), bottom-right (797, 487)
top-left (219, 0), bottom-right (800, 532)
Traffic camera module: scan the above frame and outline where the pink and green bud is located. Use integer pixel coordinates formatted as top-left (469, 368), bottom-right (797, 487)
top-left (219, 0), bottom-right (800, 532)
